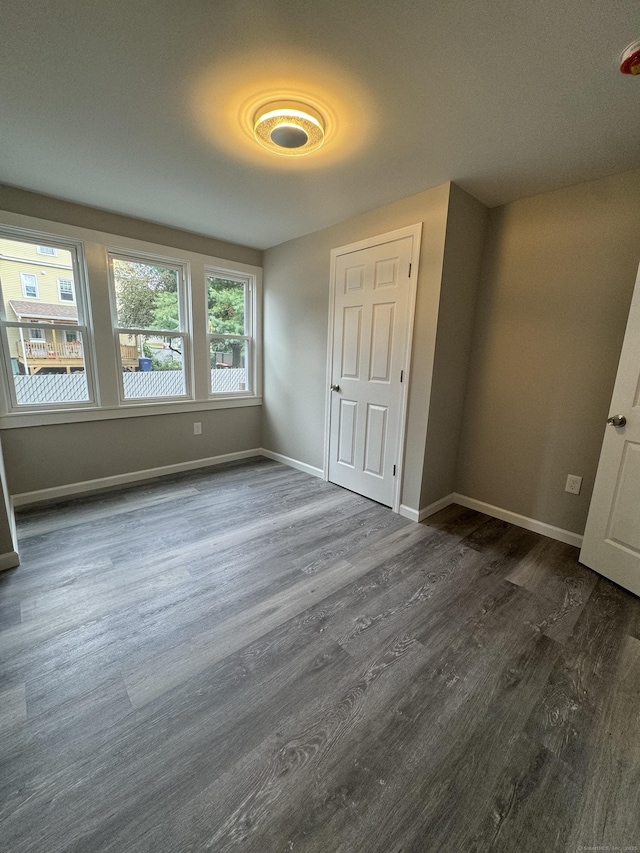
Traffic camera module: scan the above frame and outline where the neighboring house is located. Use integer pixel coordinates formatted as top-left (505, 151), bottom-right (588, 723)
top-left (0, 238), bottom-right (139, 373)
top-left (0, 238), bottom-right (80, 375)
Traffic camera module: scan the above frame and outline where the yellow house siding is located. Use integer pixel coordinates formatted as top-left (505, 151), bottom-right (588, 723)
top-left (0, 238), bottom-right (77, 371)
top-left (0, 239), bottom-right (74, 310)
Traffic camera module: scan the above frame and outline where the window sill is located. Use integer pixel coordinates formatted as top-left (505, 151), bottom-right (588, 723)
top-left (0, 396), bottom-right (262, 429)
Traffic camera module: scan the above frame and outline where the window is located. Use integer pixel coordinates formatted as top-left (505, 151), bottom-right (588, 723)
top-left (207, 271), bottom-right (255, 395)
top-left (0, 216), bottom-right (261, 422)
top-left (21, 273), bottom-right (39, 298)
top-left (58, 278), bottom-right (75, 302)
top-left (0, 231), bottom-right (96, 409)
top-left (109, 253), bottom-right (189, 401)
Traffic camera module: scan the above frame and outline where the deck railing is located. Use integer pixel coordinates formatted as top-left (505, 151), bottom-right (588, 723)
top-left (17, 341), bottom-right (138, 363)
top-left (20, 340), bottom-right (83, 359)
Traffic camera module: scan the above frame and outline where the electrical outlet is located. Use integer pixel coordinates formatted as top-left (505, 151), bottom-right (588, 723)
top-left (193, 422), bottom-right (202, 435)
top-left (565, 474), bottom-right (582, 495)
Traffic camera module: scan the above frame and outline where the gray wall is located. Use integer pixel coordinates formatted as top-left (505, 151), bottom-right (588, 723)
top-left (0, 184), bottom-right (262, 266)
top-left (456, 169), bottom-right (640, 535)
top-left (4, 171), bottom-right (639, 539)
top-left (2, 406), bottom-right (262, 495)
top-left (0, 185), bottom-right (264, 498)
top-left (420, 184), bottom-right (488, 509)
top-left (262, 182), bottom-right (454, 510)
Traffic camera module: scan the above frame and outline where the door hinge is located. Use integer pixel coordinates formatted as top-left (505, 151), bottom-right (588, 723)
top-left (393, 464), bottom-right (397, 476)
top-left (408, 263), bottom-right (412, 277)
top-left (400, 369), bottom-right (404, 383)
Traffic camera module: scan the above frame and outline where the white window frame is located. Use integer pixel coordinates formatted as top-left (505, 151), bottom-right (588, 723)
top-left (21, 272), bottom-right (39, 299)
top-left (36, 245), bottom-right (57, 256)
top-left (0, 226), bottom-right (99, 413)
top-left (0, 210), bottom-right (262, 427)
top-left (28, 326), bottom-right (45, 340)
top-left (206, 268), bottom-right (259, 399)
top-left (108, 250), bottom-right (192, 404)
top-left (58, 278), bottom-right (75, 303)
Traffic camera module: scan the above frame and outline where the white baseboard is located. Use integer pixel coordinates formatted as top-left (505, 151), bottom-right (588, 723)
top-left (259, 448), bottom-right (324, 479)
top-left (9, 448), bottom-right (583, 550)
top-left (0, 550), bottom-right (20, 571)
top-left (452, 493), bottom-right (583, 548)
top-left (416, 493), bottom-right (456, 522)
top-left (398, 504), bottom-right (420, 522)
top-left (12, 448), bottom-right (263, 507)
top-left (399, 495), bottom-right (456, 522)
top-left (403, 490), bottom-right (583, 547)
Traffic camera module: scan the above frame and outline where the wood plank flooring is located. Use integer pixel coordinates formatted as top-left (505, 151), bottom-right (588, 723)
top-left (1, 458), bottom-right (639, 852)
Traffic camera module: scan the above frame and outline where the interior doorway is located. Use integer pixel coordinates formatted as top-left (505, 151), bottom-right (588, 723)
top-left (324, 225), bottom-right (422, 510)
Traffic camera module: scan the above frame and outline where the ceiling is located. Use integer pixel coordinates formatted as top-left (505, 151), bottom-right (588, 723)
top-left (1, 0), bottom-right (639, 250)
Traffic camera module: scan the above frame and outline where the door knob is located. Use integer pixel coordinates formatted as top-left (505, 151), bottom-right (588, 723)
top-left (331, 384), bottom-right (341, 392)
top-left (607, 414), bottom-right (626, 427)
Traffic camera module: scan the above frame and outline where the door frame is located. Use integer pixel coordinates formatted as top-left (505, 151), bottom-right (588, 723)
top-left (323, 223), bottom-right (423, 513)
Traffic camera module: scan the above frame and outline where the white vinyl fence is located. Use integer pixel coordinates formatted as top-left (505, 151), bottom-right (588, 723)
top-left (211, 368), bottom-right (247, 394)
top-left (14, 373), bottom-right (89, 405)
top-left (122, 371), bottom-right (186, 398)
top-left (13, 368), bottom-right (248, 405)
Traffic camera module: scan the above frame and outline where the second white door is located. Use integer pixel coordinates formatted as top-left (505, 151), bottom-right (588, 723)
top-left (580, 263), bottom-right (640, 596)
top-left (328, 234), bottom-right (415, 507)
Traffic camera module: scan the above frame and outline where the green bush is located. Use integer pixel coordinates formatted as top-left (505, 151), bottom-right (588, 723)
top-left (151, 355), bottom-right (182, 371)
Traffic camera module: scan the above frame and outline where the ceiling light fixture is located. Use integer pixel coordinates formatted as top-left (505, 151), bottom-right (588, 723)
top-left (253, 100), bottom-right (325, 156)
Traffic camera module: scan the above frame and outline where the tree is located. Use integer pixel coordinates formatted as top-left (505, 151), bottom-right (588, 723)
top-left (207, 277), bottom-right (245, 336)
top-left (114, 261), bottom-right (178, 329)
top-left (207, 276), bottom-right (246, 367)
top-left (152, 291), bottom-right (180, 332)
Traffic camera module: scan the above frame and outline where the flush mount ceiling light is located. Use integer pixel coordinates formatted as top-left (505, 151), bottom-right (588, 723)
top-left (253, 100), bottom-right (325, 156)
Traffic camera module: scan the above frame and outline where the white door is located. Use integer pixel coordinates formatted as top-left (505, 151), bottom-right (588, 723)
top-left (580, 263), bottom-right (640, 596)
top-left (328, 233), bottom-right (416, 507)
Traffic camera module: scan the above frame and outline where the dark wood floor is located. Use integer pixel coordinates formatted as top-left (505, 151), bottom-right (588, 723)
top-left (1, 458), bottom-right (639, 852)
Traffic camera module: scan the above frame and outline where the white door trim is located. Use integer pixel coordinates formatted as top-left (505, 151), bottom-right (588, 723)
top-left (323, 223), bottom-right (423, 513)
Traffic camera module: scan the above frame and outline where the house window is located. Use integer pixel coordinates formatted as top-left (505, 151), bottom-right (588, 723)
top-left (36, 245), bottom-right (57, 256)
top-left (1, 217), bottom-right (261, 421)
top-left (207, 271), bottom-right (256, 396)
top-left (0, 231), bottom-right (96, 409)
top-left (109, 253), bottom-right (190, 401)
top-left (21, 273), bottom-right (39, 299)
top-left (58, 279), bottom-right (75, 302)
